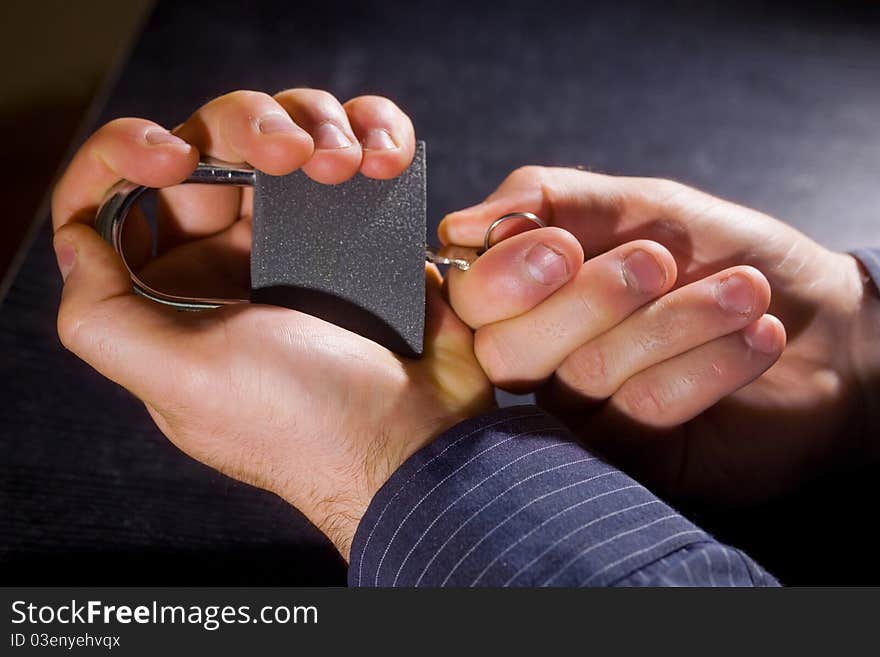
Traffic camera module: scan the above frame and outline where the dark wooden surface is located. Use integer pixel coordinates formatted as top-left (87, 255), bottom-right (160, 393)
top-left (2, 0), bottom-right (880, 585)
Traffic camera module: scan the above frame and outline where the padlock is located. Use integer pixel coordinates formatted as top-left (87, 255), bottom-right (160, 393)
top-left (96, 141), bottom-right (544, 358)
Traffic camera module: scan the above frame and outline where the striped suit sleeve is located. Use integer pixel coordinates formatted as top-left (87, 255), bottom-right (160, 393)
top-left (852, 248), bottom-right (880, 294)
top-left (348, 406), bottom-right (778, 587)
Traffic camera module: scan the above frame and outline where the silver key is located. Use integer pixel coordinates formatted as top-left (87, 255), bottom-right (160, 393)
top-left (425, 212), bottom-right (546, 271)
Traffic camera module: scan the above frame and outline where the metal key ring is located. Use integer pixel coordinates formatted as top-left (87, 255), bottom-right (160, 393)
top-left (424, 212), bottom-right (547, 271)
top-left (98, 161), bottom-right (547, 308)
top-left (483, 212), bottom-right (546, 252)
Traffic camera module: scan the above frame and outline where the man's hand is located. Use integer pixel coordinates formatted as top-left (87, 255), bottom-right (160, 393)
top-left (440, 166), bottom-right (880, 505)
top-left (51, 89), bottom-right (493, 559)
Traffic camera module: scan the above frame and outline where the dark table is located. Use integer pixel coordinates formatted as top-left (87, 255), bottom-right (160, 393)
top-left (3, 0), bottom-right (879, 585)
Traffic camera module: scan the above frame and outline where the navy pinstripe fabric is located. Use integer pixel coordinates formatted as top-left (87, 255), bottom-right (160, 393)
top-left (853, 248), bottom-right (880, 294)
top-left (349, 406), bottom-right (779, 587)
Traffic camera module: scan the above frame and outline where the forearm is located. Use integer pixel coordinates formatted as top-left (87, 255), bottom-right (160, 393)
top-left (348, 406), bottom-right (777, 587)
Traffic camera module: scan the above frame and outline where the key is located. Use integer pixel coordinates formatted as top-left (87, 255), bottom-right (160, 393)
top-left (425, 212), bottom-right (545, 271)
top-left (424, 245), bottom-right (479, 271)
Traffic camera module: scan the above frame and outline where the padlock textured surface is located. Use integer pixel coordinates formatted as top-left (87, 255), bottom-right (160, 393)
top-left (251, 142), bottom-right (426, 357)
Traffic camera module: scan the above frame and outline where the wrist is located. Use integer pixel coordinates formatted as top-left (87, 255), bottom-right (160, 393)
top-left (290, 448), bottom-right (394, 562)
top-left (292, 402), bottom-right (495, 562)
top-left (844, 254), bottom-right (880, 461)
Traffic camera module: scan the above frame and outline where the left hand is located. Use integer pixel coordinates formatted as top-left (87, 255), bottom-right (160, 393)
top-left (440, 166), bottom-right (879, 506)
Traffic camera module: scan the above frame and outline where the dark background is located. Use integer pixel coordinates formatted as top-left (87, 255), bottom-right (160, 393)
top-left (0, 0), bottom-right (149, 298)
top-left (2, 0), bottom-right (879, 585)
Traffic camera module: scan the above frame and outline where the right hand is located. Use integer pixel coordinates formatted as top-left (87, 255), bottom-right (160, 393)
top-left (440, 166), bottom-right (880, 505)
top-left (51, 89), bottom-right (494, 560)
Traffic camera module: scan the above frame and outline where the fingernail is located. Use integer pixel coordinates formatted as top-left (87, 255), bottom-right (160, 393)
top-left (314, 121), bottom-right (353, 149)
top-left (743, 319), bottom-right (779, 354)
top-left (144, 128), bottom-right (188, 147)
top-left (717, 274), bottom-right (755, 315)
top-left (524, 243), bottom-right (569, 285)
top-left (54, 240), bottom-right (76, 281)
top-left (362, 128), bottom-right (397, 151)
top-left (622, 249), bottom-right (666, 293)
top-left (258, 113), bottom-right (299, 135)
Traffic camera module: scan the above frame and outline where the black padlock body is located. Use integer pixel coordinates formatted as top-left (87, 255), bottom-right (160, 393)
top-left (250, 142), bottom-right (426, 357)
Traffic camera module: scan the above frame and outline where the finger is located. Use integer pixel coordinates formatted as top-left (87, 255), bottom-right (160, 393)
top-left (159, 90), bottom-right (315, 249)
top-left (437, 166), bottom-right (607, 246)
top-left (606, 314), bottom-right (786, 429)
top-left (438, 168), bottom-right (692, 256)
top-left (473, 240), bottom-right (677, 391)
top-left (274, 88), bottom-right (362, 184)
top-left (447, 227), bottom-right (584, 328)
top-left (424, 265), bottom-right (476, 355)
top-left (52, 117), bottom-right (198, 230)
top-left (555, 266), bottom-right (772, 401)
top-left (175, 89), bottom-right (313, 173)
top-left (437, 166), bottom-right (800, 289)
top-left (53, 222), bottom-right (186, 400)
top-left (137, 216), bottom-right (252, 300)
top-left (422, 265), bottom-right (495, 420)
top-left (343, 95), bottom-right (415, 179)
top-left (156, 184), bottom-right (243, 253)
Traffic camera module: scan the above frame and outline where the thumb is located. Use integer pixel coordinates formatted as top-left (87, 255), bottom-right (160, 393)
top-left (438, 186), bottom-right (551, 247)
top-left (421, 265), bottom-right (495, 420)
top-left (447, 227), bottom-right (584, 329)
top-left (53, 222), bottom-right (182, 399)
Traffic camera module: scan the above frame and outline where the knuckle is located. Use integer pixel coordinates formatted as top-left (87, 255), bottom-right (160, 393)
top-left (305, 88), bottom-right (340, 104)
top-left (226, 89), bottom-right (272, 106)
top-left (617, 379), bottom-right (669, 424)
top-left (100, 117), bottom-right (139, 134)
top-left (56, 306), bottom-right (121, 370)
top-left (651, 177), bottom-right (688, 199)
top-left (344, 94), bottom-right (399, 114)
top-left (563, 345), bottom-right (615, 399)
top-left (573, 283), bottom-right (600, 325)
top-left (88, 118), bottom-right (153, 153)
top-left (635, 303), bottom-right (678, 353)
top-left (56, 308), bottom-right (84, 352)
top-left (642, 178), bottom-right (705, 217)
top-left (507, 165), bottom-right (545, 186)
top-left (277, 87), bottom-right (340, 109)
top-left (602, 183), bottom-right (630, 218)
top-left (474, 327), bottom-right (521, 385)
